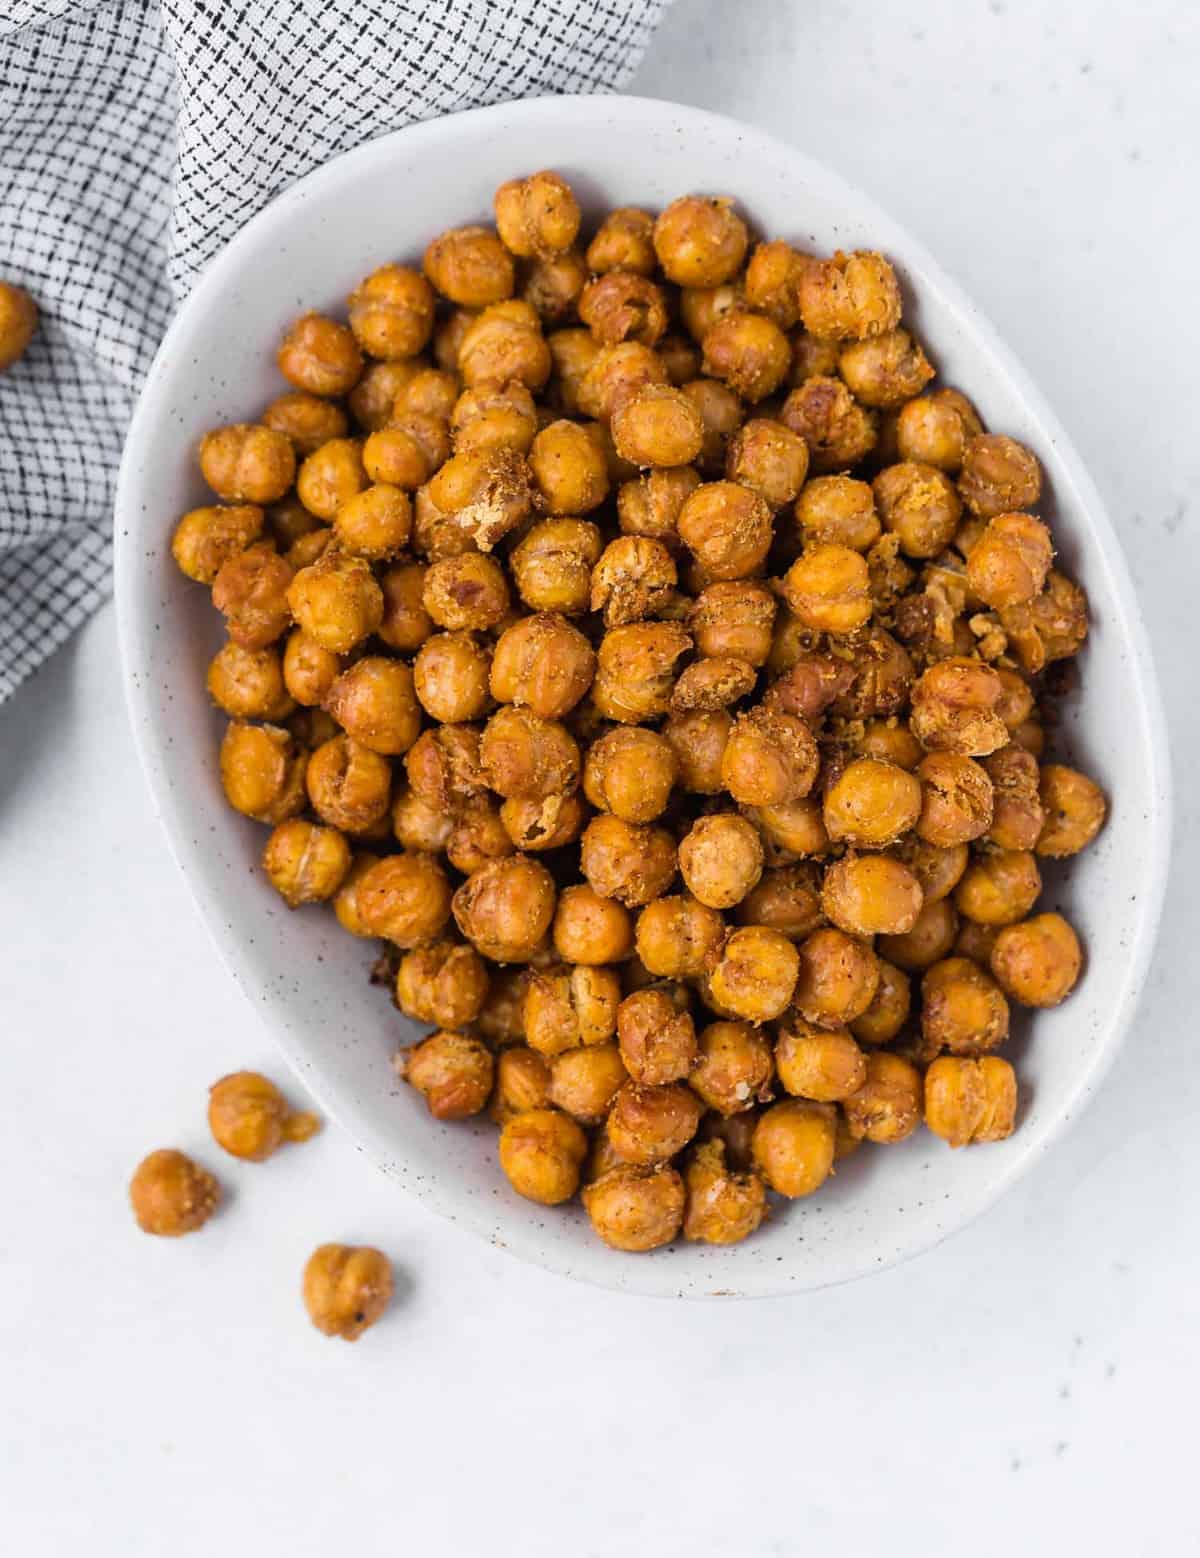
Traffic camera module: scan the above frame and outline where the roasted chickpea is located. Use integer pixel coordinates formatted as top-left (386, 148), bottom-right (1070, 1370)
top-left (633, 895), bottom-right (723, 982)
top-left (348, 358), bottom-right (425, 431)
top-left (839, 327), bottom-right (933, 409)
top-left (305, 733), bottom-right (391, 832)
top-left (489, 612), bottom-right (595, 718)
top-left (592, 621), bottom-right (692, 725)
top-left (965, 511), bottom-right (1053, 609)
top-left (583, 1163), bottom-right (685, 1251)
top-left (909, 658), bottom-right (1007, 757)
top-left (706, 926), bottom-right (800, 1024)
top-left (823, 757), bottom-right (923, 848)
top-left (999, 569), bottom-right (1089, 674)
top-left (323, 657), bottom-right (420, 756)
top-left (509, 517), bottom-right (601, 614)
top-left (979, 745), bottom-right (1043, 851)
top-left (423, 225), bottom-right (514, 307)
top-left (892, 837), bottom-right (969, 905)
top-left (789, 330), bottom-right (841, 386)
top-left (781, 543), bottom-right (872, 634)
top-left (206, 1070), bottom-right (319, 1162)
top-left (207, 640), bottom-right (294, 721)
top-left (501, 791), bottom-right (587, 852)
top-left (129, 1149), bottom-right (220, 1236)
top-left (395, 938), bottom-right (490, 1030)
top-left (587, 536), bottom-right (675, 628)
top-left (400, 1030), bottom-right (494, 1120)
top-left (775, 1017), bottom-right (867, 1103)
top-left (219, 720), bottom-right (307, 823)
top-left (342, 263), bottom-right (435, 361)
top-left (752, 1099), bottom-right (836, 1197)
top-left (521, 247), bottom-right (588, 323)
top-left (990, 912), bottom-right (1082, 1007)
top-left (172, 503), bottom-right (265, 585)
top-left (799, 250), bottom-right (901, 341)
top-left (260, 393), bottom-right (347, 460)
top-left (519, 418), bottom-right (607, 516)
top-left (583, 726), bottom-right (678, 824)
top-left (576, 340), bottom-right (668, 421)
top-left (744, 796), bottom-right (830, 861)
top-left (545, 326), bottom-right (601, 413)
top-left (405, 724), bottom-right (486, 811)
top-left (210, 542), bottom-right (292, 650)
top-left (331, 482), bottom-right (412, 561)
top-left (294, 438), bottom-right (367, 520)
top-left (617, 466), bottom-right (701, 545)
top-left (681, 377), bottom-right (746, 474)
top-left (496, 1108), bottom-right (588, 1208)
top-left (925, 1055), bottom-right (1017, 1147)
top-left (611, 988), bottom-right (696, 1087)
top-left (277, 313), bottom-right (362, 397)
top-left (390, 785), bottom-right (451, 853)
top-left (954, 918), bottom-right (1001, 965)
top-left (721, 709), bottom-right (819, 808)
top-left (916, 752), bottom-right (994, 846)
top-left (523, 963), bottom-right (621, 1057)
top-left (579, 815), bottom-right (677, 908)
top-left (553, 884), bottom-right (634, 965)
top-left (779, 377), bottom-right (878, 472)
top-left (356, 852), bottom-right (452, 947)
top-left (578, 270), bottom-right (668, 348)
top-left (895, 388), bottom-right (983, 472)
top-left (682, 1139), bottom-right (767, 1245)
top-left (877, 897), bottom-right (959, 971)
top-left (664, 709), bottom-right (732, 794)
top-left (446, 796), bottom-right (514, 873)
top-left (457, 300), bottom-right (550, 392)
top-left (954, 849), bottom-right (1042, 927)
top-left (302, 1244), bottom-right (392, 1341)
top-left (920, 956), bottom-right (1010, 1056)
top-left (607, 1080), bottom-right (702, 1165)
top-left (0, 279), bottom-right (37, 369)
top-left (423, 446), bottom-right (533, 553)
top-left (608, 383), bottom-right (703, 470)
top-left (743, 239), bottom-right (809, 328)
top-left (491, 1046), bottom-right (552, 1124)
top-left (685, 1021), bottom-right (772, 1116)
top-left (794, 475), bottom-right (880, 553)
top-left (792, 927), bottom-right (879, 1029)
top-left (585, 207), bottom-right (657, 275)
top-left (858, 719), bottom-right (924, 769)
top-left (452, 855), bottom-right (556, 963)
top-left (421, 551), bottom-right (509, 632)
top-left (683, 588), bottom-right (775, 678)
top-left (849, 957), bottom-right (911, 1044)
top-left (199, 424), bottom-right (296, 505)
top-left (699, 310), bottom-right (790, 403)
top-left (958, 433), bottom-right (1041, 519)
top-left (675, 480), bottom-right (773, 581)
top-left (494, 170), bottom-right (580, 259)
top-left (1036, 764), bottom-right (1107, 857)
top-left (450, 379), bottom-right (537, 459)
top-left (377, 560), bottom-right (433, 651)
top-left (262, 818), bottom-right (351, 908)
top-left (360, 415), bottom-right (447, 491)
top-left (479, 705), bottom-right (579, 800)
top-left (542, 1043), bottom-right (626, 1125)
top-left (822, 853), bottom-right (924, 937)
top-left (656, 333), bottom-right (702, 385)
top-left (413, 631), bottom-right (492, 723)
top-left (680, 281), bottom-right (743, 344)
top-left (733, 865), bottom-right (821, 944)
top-left (674, 813), bottom-right (762, 910)
top-left (870, 461), bottom-right (960, 560)
top-left (653, 195), bottom-right (748, 287)
top-left (842, 1052), bottom-right (921, 1143)
top-left (721, 421), bottom-right (808, 512)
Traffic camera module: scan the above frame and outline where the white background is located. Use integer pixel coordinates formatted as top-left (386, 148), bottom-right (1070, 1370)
top-left (2, 2), bottom-right (1196, 1553)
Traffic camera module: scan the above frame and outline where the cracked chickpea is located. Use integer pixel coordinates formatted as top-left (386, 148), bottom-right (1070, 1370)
top-left (580, 814), bottom-right (677, 908)
top-left (616, 988), bottom-right (698, 1087)
top-left (173, 503), bottom-right (264, 584)
top-left (208, 640), bottom-right (294, 721)
top-left (288, 548), bottom-right (383, 653)
top-left (618, 465), bottom-right (701, 544)
top-left (920, 956), bottom-right (1010, 1057)
top-left (689, 1020), bottom-right (774, 1115)
top-left (584, 1164), bottom-right (685, 1251)
top-left (895, 388), bottom-right (983, 472)
top-left (263, 818), bottom-right (351, 907)
top-left (925, 1055), bottom-right (1017, 1147)
top-left (490, 612), bottom-right (595, 716)
top-left (306, 734), bottom-right (391, 832)
top-left (958, 433), bottom-right (1041, 519)
top-left (843, 1052), bottom-right (922, 1144)
top-left (208, 1071), bottom-right (320, 1161)
top-left (683, 1139), bottom-right (768, 1245)
top-left (579, 270), bottom-right (669, 346)
top-left (219, 721), bottom-right (307, 823)
top-left (523, 963), bottom-right (621, 1057)
top-left (780, 376), bottom-right (878, 471)
top-left (400, 1031), bottom-right (494, 1121)
top-left (303, 1244), bottom-right (393, 1342)
top-left (395, 938), bottom-right (490, 1030)
top-left (676, 479), bottom-right (773, 581)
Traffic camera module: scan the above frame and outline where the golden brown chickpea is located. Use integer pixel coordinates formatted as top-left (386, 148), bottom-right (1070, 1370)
top-left (578, 270), bottom-right (668, 348)
top-left (775, 1018), bottom-right (867, 1103)
top-left (489, 612), bottom-right (595, 717)
top-left (129, 1149), bottom-right (220, 1236)
top-left (999, 568), bottom-right (1089, 674)
top-left (955, 849), bottom-right (1042, 927)
top-left (657, 333), bottom-right (702, 385)
top-left (910, 658), bottom-right (1008, 756)
top-left (794, 475), bottom-right (880, 553)
top-left (925, 1055), bottom-right (1017, 1147)
top-left (500, 792), bottom-right (587, 852)
top-left (781, 543), bottom-right (873, 635)
top-left (792, 927), bottom-right (879, 1029)
top-left (423, 225), bottom-right (515, 307)
top-left (895, 388), bottom-right (983, 472)
top-left (458, 299), bottom-right (550, 391)
top-left (395, 938), bottom-right (490, 1030)
top-left (582, 206), bottom-right (654, 274)
top-left (262, 817), bottom-right (351, 908)
top-left (892, 837), bottom-right (969, 905)
top-left (664, 708), bottom-right (732, 794)
top-left (479, 705), bottom-right (579, 800)
top-left (702, 311), bottom-right (791, 403)
top-left (446, 796), bottom-right (513, 873)
top-left (452, 855), bottom-right (556, 963)
top-left (607, 1080), bottom-right (702, 1165)
top-left (285, 529), bottom-right (334, 577)
top-left (706, 926), bottom-right (801, 1024)
top-left (400, 1030), bottom-right (493, 1120)
top-left (789, 330), bottom-right (842, 387)
top-left (583, 1163), bottom-right (685, 1250)
top-left (423, 445), bottom-right (533, 553)
top-left (592, 621), bottom-right (692, 724)
top-left (397, 363), bottom-right (458, 423)
top-left (361, 415), bottom-right (449, 491)
top-left (0, 280), bottom-right (37, 370)
top-left (872, 461), bottom-right (961, 560)
top-left (553, 884), bottom-right (634, 966)
top-left (583, 726), bottom-right (677, 824)
top-left (497, 1108), bottom-right (588, 1206)
top-left (981, 744), bottom-right (1044, 851)
top-left (849, 957), bottom-right (911, 1044)
top-left (450, 379), bottom-right (537, 458)
top-left (1036, 764), bottom-right (1107, 857)
top-left (965, 511), bottom-right (1054, 609)
top-left (207, 640), bottom-right (293, 721)
top-left (219, 720), bottom-right (307, 823)
top-left (613, 988), bottom-right (697, 1087)
top-left (547, 1044), bottom-right (629, 1125)
top-left (916, 751), bottom-right (994, 847)
top-left (685, 585), bottom-right (775, 672)
top-left (617, 465), bottom-right (701, 545)
top-left (588, 536), bottom-right (675, 628)
top-left (822, 853), bottom-right (924, 938)
top-left (210, 542), bottom-right (292, 650)
top-left (682, 1139), bottom-right (768, 1245)
top-left (303, 1244), bottom-right (392, 1342)
top-left (405, 724), bottom-right (486, 813)
top-left (799, 250), bottom-right (901, 341)
top-left (494, 170), bottom-right (580, 259)
top-left (680, 377), bottom-right (746, 474)
top-left (857, 718), bottom-right (924, 770)
top-left (525, 417), bottom-right (610, 514)
top-left (432, 311), bottom-right (478, 378)
top-left (207, 1070), bottom-right (319, 1162)
top-left (277, 313), bottom-right (362, 397)
top-left (420, 552), bottom-right (509, 634)
top-left (576, 340), bottom-right (668, 421)
top-left (990, 912), bottom-right (1082, 1007)
top-left (679, 280), bottom-right (742, 343)
top-left (609, 384), bottom-right (704, 470)
top-left (330, 482), bottom-right (411, 561)
top-left (296, 437), bottom-right (368, 519)
top-left (300, 733), bottom-right (387, 833)
top-left (744, 796), bottom-right (831, 862)
top-left (752, 1099), bottom-right (836, 1197)
top-left (743, 239), bottom-right (809, 329)
top-left (633, 895), bottom-right (723, 982)
top-left (842, 1052), bottom-right (921, 1144)
top-left (545, 326), bottom-right (601, 414)
top-left (689, 1021), bottom-right (775, 1115)
top-left (346, 263), bottom-right (435, 360)
top-left (507, 517), bottom-right (599, 615)
top-left (675, 813), bottom-right (762, 911)
top-left (580, 814), bottom-right (677, 908)
top-left (523, 963), bottom-right (621, 1057)
top-left (823, 757), bottom-right (922, 848)
top-left (412, 631), bottom-right (491, 723)
top-left (675, 480), bottom-right (772, 582)
top-left (958, 433), bottom-right (1041, 519)
top-left (200, 424), bottom-right (296, 505)
top-left (324, 657), bottom-right (421, 757)
top-left (388, 786), bottom-right (450, 854)
top-left (262, 391), bottom-right (349, 458)
top-left (348, 358), bottom-right (425, 431)
top-left (670, 655), bottom-right (756, 712)
top-left (491, 1046), bottom-right (552, 1125)
top-left (653, 194), bottom-right (748, 286)
top-left (734, 864), bottom-right (822, 943)
top-left (721, 709), bottom-right (819, 809)
top-left (376, 560), bottom-right (432, 651)
top-left (954, 917), bottom-right (1001, 965)
top-left (520, 247), bottom-right (587, 324)
top-left (779, 377), bottom-right (878, 472)
top-left (920, 955), bottom-right (1010, 1056)
top-left (877, 896), bottom-right (959, 971)
top-left (839, 327), bottom-right (933, 408)
top-left (356, 852), bottom-right (453, 947)
top-left (724, 420), bottom-right (809, 510)
top-left (172, 503), bottom-right (264, 585)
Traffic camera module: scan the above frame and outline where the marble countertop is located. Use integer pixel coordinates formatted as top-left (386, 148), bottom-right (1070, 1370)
top-left (2, 2), bottom-right (1195, 1552)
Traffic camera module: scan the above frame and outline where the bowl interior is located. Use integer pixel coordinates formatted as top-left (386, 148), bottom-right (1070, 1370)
top-left (115, 95), bottom-right (1169, 1296)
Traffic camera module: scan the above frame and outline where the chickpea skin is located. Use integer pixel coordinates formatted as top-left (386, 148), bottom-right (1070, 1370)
top-left (822, 853), bottom-right (924, 937)
top-left (702, 310), bottom-right (791, 402)
top-left (277, 313), bottom-right (362, 397)
top-left (751, 1099), bottom-right (836, 1197)
top-left (616, 988), bottom-right (698, 1087)
top-left (395, 938), bottom-right (490, 1030)
top-left (721, 709), bottom-right (819, 809)
top-left (917, 752), bottom-right (994, 846)
top-left (990, 912), bottom-right (1082, 1007)
top-left (579, 270), bottom-right (669, 347)
top-left (355, 852), bottom-right (452, 951)
top-left (288, 547), bottom-right (383, 653)
top-left (725, 419), bottom-right (810, 509)
top-left (554, 884), bottom-right (635, 965)
top-left (678, 813), bottom-right (764, 909)
top-left (677, 480), bottom-right (774, 581)
top-left (499, 1107), bottom-right (588, 1204)
top-left (706, 926), bottom-right (801, 1024)
top-left (584, 726), bottom-right (678, 823)
top-left (494, 170), bottom-right (581, 259)
top-left (207, 1071), bottom-right (319, 1161)
top-left (1036, 764), bottom-right (1107, 857)
top-left (635, 893), bottom-right (725, 980)
top-left (580, 814), bottom-right (677, 908)
top-left (480, 706), bottom-right (579, 800)
top-left (921, 956), bottom-right (1010, 1056)
top-left (490, 612), bottom-right (595, 717)
top-left (781, 543), bottom-right (872, 634)
top-left (173, 503), bottom-right (264, 584)
top-left (981, 745), bottom-right (1045, 851)
top-left (842, 1052), bottom-right (922, 1144)
top-left (895, 389), bottom-right (983, 473)
top-left (200, 424), bottom-right (296, 505)
top-left (824, 757), bottom-right (923, 848)
top-left (689, 1021), bottom-right (775, 1115)
top-left (453, 855), bottom-right (556, 963)
top-left (307, 734), bottom-right (391, 833)
top-left (130, 1149), bottom-right (220, 1236)
top-left (424, 225), bottom-right (515, 307)
top-left (683, 1140), bottom-right (768, 1245)
top-left (207, 640), bottom-right (294, 721)
top-left (775, 1018), bottom-right (867, 1103)
top-left (688, 581), bottom-right (777, 667)
top-left (262, 818), bottom-right (351, 907)
top-left (910, 658), bottom-right (1008, 756)
top-left (839, 327), bottom-right (934, 408)
top-left (219, 720), bottom-right (307, 823)
top-left (346, 262), bottom-right (435, 359)
top-left (958, 433), bottom-right (1042, 519)
top-left (653, 195), bottom-right (749, 287)
top-left (303, 1244), bottom-right (393, 1341)
top-left (925, 1055), bottom-right (1018, 1147)
top-left (608, 1081), bottom-right (703, 1165)
top-left (583, 1164), bottom-right (686, 1251)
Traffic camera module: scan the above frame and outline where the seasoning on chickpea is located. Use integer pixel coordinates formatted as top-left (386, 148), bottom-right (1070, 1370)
top-left (919, 955), bottom-right (1010, 1058)
top-left (200, 423), bottom-right (296, 505)
top-left (958, 433), bottom-right (1041, 519)
top-left (396, 938), bottom-right (490, 1031)
top-left (1036, 764), bottom-right (1107, 857)
top-left (721, 708), bottom-right (819, 808)
top-left (324, 657), bottom-right (421, 756)
top-left (798, 250), bottom-right (901, 341)
top-left (653, 195), bottom-right (748, 287)
top-left (925, 1055), bottom-right (1017, 1147)
top-left (824, 757), bottom-right (922, 848)
top-left (821, 853), bottom-right (924, 937)
top-left (705, 925), bottom-right (800, 1024)
top-left (752, 1099), bottom-right (836, 1197)
top-left (678, 812), bottom-right (764, 909)
top-left (616, 988), bottom-right (698, 1087)
top-left (207, 640), bottom-right (295, 721)
top-left (130, 1149), bottom-right (220, 1236)
top-left (683, 1139), bottom-right (768, 1245)
top-left (262, 818), bottom-right (351, 907)
top-left (775, 1016), bottom-right (867, 1104)
top-left (702, 310), bottom-right (791, 403)
top-left (399, 1030), bottom-right (494, 1121)
top-left (357, 851), bottom-right (453, 947)
top-left (781, 543), bottom-right (872, 634)
top-left (676, 479), bottom-right (773, 581)
top-left (895, 388), bottom-right (983, 472)
top-left (303, 1244), bottom-right (393, 1341)
top-left (306, 733), bottom-right (392, 833)
top-left (910, 658), bottom-right (1008, 756)
top-left (688, 1020), bottom-right (774, 1116)
top-left (842, 1052), bottom-right (922, 1144)
top-left (593, 621), bottom-right (693, 725)
top-left (584, 726), bottom-right (678, 823)
top-left (219, 720), bottom-right (307, 823)
top-left (583, 1163), bottom-right (686, 1251)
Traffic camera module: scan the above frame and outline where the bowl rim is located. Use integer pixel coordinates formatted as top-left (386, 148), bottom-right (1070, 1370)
top-left (114, 92), bottom-right (1173, 1298)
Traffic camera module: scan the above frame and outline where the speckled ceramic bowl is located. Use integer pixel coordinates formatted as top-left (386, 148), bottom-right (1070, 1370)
top-left (114, 95), bottom-right (1170, 1297)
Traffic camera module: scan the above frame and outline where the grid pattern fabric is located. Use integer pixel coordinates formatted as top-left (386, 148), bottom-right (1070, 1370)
top-left (0, 0), bottom-right (667, 700)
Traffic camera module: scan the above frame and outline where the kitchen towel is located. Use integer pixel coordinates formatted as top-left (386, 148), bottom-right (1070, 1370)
top-left (0, 0), bottom-right (668, 700)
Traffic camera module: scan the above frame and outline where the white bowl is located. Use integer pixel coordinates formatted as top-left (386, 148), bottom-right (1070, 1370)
top-left (115, 95), bottom-right (1171, 1297)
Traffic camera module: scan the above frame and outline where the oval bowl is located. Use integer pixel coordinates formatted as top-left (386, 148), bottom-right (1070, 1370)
top-left (114, 94), bottom-right (1170, 1297)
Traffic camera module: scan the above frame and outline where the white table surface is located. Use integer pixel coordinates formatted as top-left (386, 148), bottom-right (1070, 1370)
top-left (2, 2), bottom-right (1195, 1553)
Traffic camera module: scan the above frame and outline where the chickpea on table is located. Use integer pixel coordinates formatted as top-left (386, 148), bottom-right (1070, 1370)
top-left (170, 166), bottom-right (1107, 1255)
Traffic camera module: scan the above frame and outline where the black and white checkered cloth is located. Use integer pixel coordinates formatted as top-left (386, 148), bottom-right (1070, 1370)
top-left (0, 0), bottom-right (667, 701)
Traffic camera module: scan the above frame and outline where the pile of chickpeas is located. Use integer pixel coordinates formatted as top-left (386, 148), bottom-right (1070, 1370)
top-left (172, 169), bottom-right (1106, 1255)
